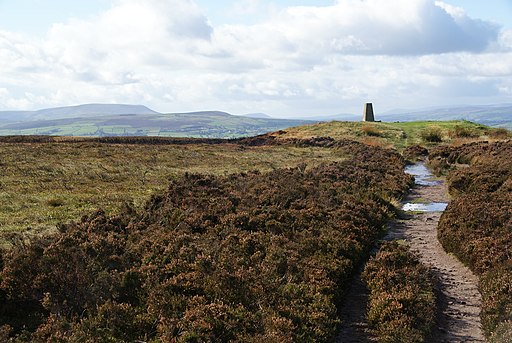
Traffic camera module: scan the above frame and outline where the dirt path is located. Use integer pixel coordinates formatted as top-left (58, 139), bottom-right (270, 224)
top-left (336, 266), bottom-right (374, 343)
top-left (337, 163), bottom-right (485, 342)
top-left (387, 164), bottom-right (485, 342)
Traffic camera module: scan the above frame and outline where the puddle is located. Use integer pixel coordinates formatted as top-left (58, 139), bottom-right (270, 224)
top-left (405, 163), bottom-right (441, 186)
top-left (402, 162), bottom-right (447, 212)
top-left (402, 202), bottom-right (448, 212)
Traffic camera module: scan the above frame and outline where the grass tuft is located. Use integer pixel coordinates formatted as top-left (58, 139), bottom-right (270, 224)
top-left (420, 126), bottom-right (443, 143)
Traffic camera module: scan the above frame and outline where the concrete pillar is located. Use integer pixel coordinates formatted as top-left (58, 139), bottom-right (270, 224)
top-left (363, 103), bottom-right (375, 122)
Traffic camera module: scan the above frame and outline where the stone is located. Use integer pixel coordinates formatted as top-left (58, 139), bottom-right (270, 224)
top-left (363, 103), bottom-right (375, 122)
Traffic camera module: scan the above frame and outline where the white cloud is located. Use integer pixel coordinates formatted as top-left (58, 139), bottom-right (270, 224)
top-left (236, 0), bottom-right (499, 57)
top-left (0, 0), bottom-right (510, 115)
top-left (0, 87), bottom-right (32, 109)
top-left (434, 1), bottom-right (465, 19)
top-left (498, 29), bottom-right (512, 50)
top-left (0, 31), bottom-right (45, 73)
top-left (42, 0), bottom-right (213, 82)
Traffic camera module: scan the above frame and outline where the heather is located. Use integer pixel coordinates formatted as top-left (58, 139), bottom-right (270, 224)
top-left (0, 140), bottom-right (412, 342)
top-left (430, 140), bottom-right (512, 339)
top-left (362, 242), bottom-right (436, 343)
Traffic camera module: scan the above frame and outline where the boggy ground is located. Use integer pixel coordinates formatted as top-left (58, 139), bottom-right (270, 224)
top-left (388, 171), bottom-right (485, 342)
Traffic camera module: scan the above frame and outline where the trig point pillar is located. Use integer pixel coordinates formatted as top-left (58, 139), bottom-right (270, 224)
top-left (363, 103), bottom-right (375, 122)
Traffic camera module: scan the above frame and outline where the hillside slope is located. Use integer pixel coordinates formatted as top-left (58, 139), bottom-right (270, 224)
top-left (0, 105), bottom-right (314, 138)
top-left (0, 138), bottom-right (412, 342)
top-left (0, 120), bottom-right (509, 341)
top-left (267, 120), bottom-right (507, 150)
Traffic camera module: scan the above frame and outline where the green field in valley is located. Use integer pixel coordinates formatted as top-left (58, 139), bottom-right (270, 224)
top-left (0, 111), bottom-right (314, 138)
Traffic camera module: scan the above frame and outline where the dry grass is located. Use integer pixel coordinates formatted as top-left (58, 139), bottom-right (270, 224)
top-left (0, 120), bottom-right (507, 240)
top-left (0, 141), bottom-right (347, 237)
top-left (275, 120), bottom-right (493, 151)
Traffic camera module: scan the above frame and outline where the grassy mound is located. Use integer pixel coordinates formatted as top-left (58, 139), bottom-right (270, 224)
top-left (272, 120), bottom-right (492, 150)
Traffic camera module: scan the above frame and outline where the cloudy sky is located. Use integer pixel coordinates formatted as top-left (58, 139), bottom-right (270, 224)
top-left (0, 0), bottom-right (511, 117)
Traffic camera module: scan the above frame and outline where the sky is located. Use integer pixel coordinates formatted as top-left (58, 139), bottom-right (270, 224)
top-left (0, 0), bottom-right (511, 118)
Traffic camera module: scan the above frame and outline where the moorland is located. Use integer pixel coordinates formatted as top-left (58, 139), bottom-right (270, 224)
top-left (0, 119), bottom-right (510, 342)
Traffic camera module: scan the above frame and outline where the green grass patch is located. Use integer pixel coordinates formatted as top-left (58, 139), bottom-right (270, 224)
top-left (277, 120), bottom-right (492, 150)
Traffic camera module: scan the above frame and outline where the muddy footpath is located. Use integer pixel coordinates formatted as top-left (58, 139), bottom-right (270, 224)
top-left (337, 163), bottom-right (485, 342)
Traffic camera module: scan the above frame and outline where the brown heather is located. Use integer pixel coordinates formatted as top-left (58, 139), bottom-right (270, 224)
top-left (362, 242), bottom-right (436, 343)
top-left (429, 140), bottom-right (512, 340)
top-left (0, 138), bottom-right (413, 342)
top-left (0, 136), bottom-right (349, 239)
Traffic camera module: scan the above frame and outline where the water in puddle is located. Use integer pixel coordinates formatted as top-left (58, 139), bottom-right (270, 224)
top-left (402, 162), bottom-right (447, 212)
top-left (404, 163), bottom-right (441, 186)
top-left (402, 202), bottom-right (448, 212)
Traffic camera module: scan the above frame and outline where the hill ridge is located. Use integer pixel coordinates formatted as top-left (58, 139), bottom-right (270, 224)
top-left (0, 104), bottom-right (314, 138)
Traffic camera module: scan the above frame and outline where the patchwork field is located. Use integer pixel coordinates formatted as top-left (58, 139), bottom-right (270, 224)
top-left (0, 111), bottom-right (313, 138)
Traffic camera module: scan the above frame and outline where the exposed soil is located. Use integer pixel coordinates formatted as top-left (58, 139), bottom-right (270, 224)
top-left (336, 266), bottom-right (375, 342)
top-left (390, 168), bottom-right (485, 342)
top-left (337, 164), bottom-right (485, 342)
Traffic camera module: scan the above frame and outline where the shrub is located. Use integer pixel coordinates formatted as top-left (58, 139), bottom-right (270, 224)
top-left (403, 145), bottom-right (429, 162)
top-left (362, 242), bottom-right (436, 343)
top-left (490, 321), bottom-right (512, 343)
top-left (46, 198), bottom-right (65, 207)
top-left (0, 139), bottom-right (413, 342)
top-left (481, 264), bottom-right (512, 336)
top-left (448, 125), bottom-right (478, 139)
top-left (420, 127), bottom-right (443, 143)
top-left (361, 124), bottom-right (383, 137)
top-left (434, 140), bottom-right (512, 338)
top-left (487, 128), bottom-right (511, 139)
top-left (0, 325), bottom-right (11, 342)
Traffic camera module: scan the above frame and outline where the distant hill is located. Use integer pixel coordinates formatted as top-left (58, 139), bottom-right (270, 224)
top-left (32, 104), bottom-right (159, 119)
top-left (0, 104), bottom-right (158, 122)
top-left (0, 104), bottom-right (314, 138)
top-left (241, 113), bottom-right (273, 119)
top-left (2, 103), bottom-right (510, 137)
top-left (380, 104), bottom-right (512, 128)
